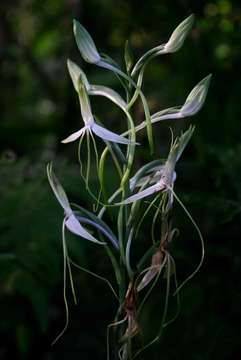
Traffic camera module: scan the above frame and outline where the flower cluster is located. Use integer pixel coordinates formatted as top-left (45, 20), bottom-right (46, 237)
top-left (47, 15), bottom-right (210, 359)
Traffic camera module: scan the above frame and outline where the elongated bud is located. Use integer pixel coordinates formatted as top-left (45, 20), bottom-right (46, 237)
top-left (73, 20), bottom-right (101, 64)
top-left (180, 74), bottom-right (212, 117)
top-left (124, 40), bottom-right (133, 72)
top-left (164, 14), bottom-right (195, 53)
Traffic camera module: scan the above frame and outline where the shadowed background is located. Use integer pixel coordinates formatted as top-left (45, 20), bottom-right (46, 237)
top-left (1, 0), bottom-right (241, 359)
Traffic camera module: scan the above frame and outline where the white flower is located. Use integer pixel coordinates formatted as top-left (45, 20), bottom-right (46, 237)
top-left (119, 126), bottom-right (194, 205)
top-left (47, 164), bottom-right (119, 248)
top-left (62, 61), bottom-right (132, 145)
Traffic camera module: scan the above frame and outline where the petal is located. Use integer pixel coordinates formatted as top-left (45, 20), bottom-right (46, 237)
top-left (164, 14), bottom-right (195, 53)
top-left (137, 267), bottom-right (159, 292)
top-left (129, 159), bottom-right (164, 191)
top-left (89, 85), bottom-right (127, 112)
top-left (73, 20), bottom-right (101, 64)
top-left (47, 163), bottom-right (71, 213)
top-left (176, 125), bottom-right (195, 161)
top-left (124, 40), bottom-right (133, 72)
top-left (131, 15), bottom-right (194, 76)
top-left (180, 74), bottom-right (212, 117)
top-left (119, 183), bottom-right (164, 205)
top-left (65, 214), bottom-right (104, 245)
top-left (61, 127), bottom-right (86, 144)
top-left (67, 59), bottom-right (90, 92)
top-left (151, 106), bottom-right (181, 120)
top-left (75, 214), bottom-right (119, 249)
top-left (92, 123), bottom-right (132, 145)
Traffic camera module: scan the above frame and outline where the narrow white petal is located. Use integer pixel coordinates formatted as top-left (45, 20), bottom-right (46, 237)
top-left (65, 215), bottom-right (104, 245)
top-left (180, 74), bottom-right (212, 117)
top-left (92, 123), bottom-right (132, 145)
top-left (164, 14), bottom-right (195, 53)
top-left (61, 127), bottom-right (86, 144)
top-left (137, 267), bottom-right (159, 291)
top-left (67, 59), bottom-right (90, 92)
top-left (47, 163), bottom-right (71, 213)
top-left (119, 183), bottom-right (164, 205)
top-left (89, 85), bottom-right (127, 111)
top-left (73, 20), bottom-right (101, 64)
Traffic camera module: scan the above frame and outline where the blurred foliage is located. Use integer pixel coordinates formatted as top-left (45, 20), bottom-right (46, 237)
top-left (0, 0), bottom-right (241, 359)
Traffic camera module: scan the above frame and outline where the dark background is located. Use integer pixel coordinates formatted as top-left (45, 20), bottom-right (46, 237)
top-left (1, 0), bottom-right (241, 359)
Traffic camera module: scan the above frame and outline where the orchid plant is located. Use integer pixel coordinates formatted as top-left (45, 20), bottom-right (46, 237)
top-left (47, 14), bottom-right (211, 359)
